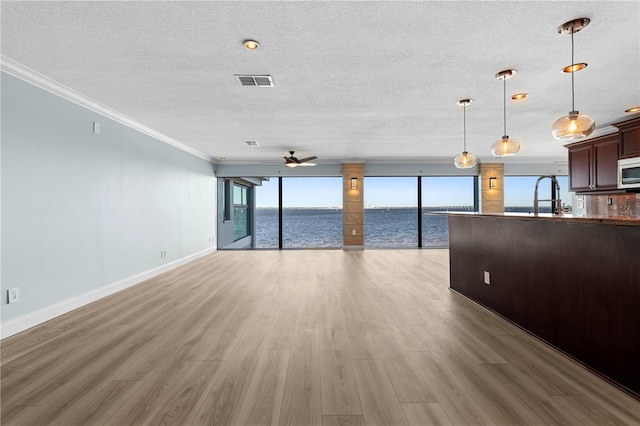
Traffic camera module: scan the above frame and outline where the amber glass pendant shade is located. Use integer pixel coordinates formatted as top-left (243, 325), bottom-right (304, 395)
top-left (491, 136), bottom-right (521, 157)
top-left (551, 111), bottom-right (595, 140)
top-left (454, 151), bottom-right (477, 169)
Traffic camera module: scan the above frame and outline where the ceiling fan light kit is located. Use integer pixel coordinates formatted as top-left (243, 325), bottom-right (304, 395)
top-left (281, 151), bottom-right (317, 168)
top-left (491, 69), bottom-right (521, 158)
top-left (551, 17), bottom-right (595, 141)
top-left (454, 99), bottom-right (477, 169)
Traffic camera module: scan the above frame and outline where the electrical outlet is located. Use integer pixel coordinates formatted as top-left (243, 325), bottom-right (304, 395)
top-left (483, 271), bottom-right (491, 285)
top-left (352, 229), bottom-right (356, 235)
top-left (8, 288), bottom-right (19, 304)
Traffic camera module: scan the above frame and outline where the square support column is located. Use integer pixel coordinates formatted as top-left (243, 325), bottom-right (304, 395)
top-left (479, 163), bottom-right (504, 213)
top-left (343, 163), bottom-right (364, 249)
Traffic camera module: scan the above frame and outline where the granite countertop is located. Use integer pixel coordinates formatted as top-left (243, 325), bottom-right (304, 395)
top-left (431, 211), bottom-right (640, 226)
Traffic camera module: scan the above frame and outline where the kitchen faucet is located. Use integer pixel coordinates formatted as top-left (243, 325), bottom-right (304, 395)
top-left (534, 175), bottom-right (562, 216)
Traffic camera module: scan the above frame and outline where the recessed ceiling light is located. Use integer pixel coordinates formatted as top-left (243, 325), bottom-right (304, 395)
top-left (562, 63), bottom-right (588, 73)
top-left (243, 39), bottom-right (259, 50)
top-left (625, 106), bottom-right (640, 113)
top-left (511, 93), bottom-right (528, 100)
top-left (219, 157), bottom-right (226, 160)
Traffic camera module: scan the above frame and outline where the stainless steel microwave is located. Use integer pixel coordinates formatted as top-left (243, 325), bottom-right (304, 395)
top-left (618, 157), bottom-right (640, 189)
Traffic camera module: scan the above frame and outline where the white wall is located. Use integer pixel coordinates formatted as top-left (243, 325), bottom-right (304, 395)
top-left (1, 72), bottom-right (217, 337)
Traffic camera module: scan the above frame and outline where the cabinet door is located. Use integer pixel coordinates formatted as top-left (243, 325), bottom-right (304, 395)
top-left (593, 137), bottom-right (619, 189)
top-left (569, 145), bottom-right (592, 191)
top-left (615, 117), bottom-right (640, 159)
top-left (620, 126), bottom-right (640, 159)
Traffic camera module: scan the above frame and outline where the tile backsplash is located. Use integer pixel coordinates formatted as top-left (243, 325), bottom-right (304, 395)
top-left (585, 193), bottom-right (640, 217)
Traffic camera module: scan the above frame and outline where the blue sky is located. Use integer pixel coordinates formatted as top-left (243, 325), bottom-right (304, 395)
top-left (255, 175), bottom-right (570, 208)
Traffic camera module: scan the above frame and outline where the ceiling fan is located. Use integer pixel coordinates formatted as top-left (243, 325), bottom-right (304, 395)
top-left (281, 151), bottom-right (317, 167)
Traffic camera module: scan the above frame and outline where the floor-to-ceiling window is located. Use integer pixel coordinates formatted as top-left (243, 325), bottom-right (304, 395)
top-left (282, 177), bottom-right (342, 248)
top-left (255, 178), bottom-right (279, 248)
top-left (421, 176), bottom-right (476, 247)
top-left (504, 175), bottom-right (570, 214)
top-left (231, 173), bottom-right (528, 250)
top-left (364, 177), bottom-right (418, 248)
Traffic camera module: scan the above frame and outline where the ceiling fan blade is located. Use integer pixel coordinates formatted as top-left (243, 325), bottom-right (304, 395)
top-left (298, 156), bottom-right (317, 163)
top-left (298, 162), bottom-right (316, 166)
top-left (282, 156), bottom-right (296, 164)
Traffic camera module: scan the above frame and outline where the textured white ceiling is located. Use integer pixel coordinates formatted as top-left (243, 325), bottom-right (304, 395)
top-left (2, 1), bottom-right (639, 165)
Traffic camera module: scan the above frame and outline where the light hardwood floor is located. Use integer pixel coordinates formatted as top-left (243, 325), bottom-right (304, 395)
top-left (1, 249), bottom-right (639, 425)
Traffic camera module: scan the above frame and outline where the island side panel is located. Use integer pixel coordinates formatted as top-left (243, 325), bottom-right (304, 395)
top-left (448, 215), bottom-right (640, 397)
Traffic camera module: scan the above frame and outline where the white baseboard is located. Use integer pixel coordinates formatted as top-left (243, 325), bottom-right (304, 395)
top-left (0, 246), bottom-right (217, 339)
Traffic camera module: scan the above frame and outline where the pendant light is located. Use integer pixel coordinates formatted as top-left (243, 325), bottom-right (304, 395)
top-left (491, 69), bottom-right (521, 157)
top-left (551, 18), bottom-right (595, 141)
top-left (454, 99), bottom-right (477, 169)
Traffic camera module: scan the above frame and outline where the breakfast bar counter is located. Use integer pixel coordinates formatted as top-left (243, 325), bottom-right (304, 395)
top-left (445, 211), bottom-right (640, 226)
top-left (447, 212), bottom-right (640, 397)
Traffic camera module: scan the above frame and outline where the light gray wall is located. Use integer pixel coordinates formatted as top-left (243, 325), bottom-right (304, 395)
top-left (1, 72), bottom-right (217, 323)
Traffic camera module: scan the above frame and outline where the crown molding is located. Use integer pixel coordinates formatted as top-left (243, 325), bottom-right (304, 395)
top-left (1, 56), bottom-right (213, 163)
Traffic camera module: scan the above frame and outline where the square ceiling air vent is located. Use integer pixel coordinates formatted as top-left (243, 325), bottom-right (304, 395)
top-left (244, 141), bottom-right (259, 146)
top-left (236, 75), bottom-right (274, 87)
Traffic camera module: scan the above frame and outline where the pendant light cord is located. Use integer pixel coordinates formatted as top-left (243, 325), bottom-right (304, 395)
top-left (571, 30), bottom-right (575, 112)
top-left (463, 103), bottom-right (467, 152)
top-left (503, 76), bottom-right (507, 136)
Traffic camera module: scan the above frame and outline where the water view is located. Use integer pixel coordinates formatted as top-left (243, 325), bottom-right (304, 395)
top-left (254, 175), bottom-right (566, 249)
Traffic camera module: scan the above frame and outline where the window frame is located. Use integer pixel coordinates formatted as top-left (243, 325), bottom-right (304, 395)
top-left (232, 183), bottom-right (250, 241)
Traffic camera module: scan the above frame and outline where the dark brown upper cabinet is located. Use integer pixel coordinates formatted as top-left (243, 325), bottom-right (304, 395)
top-left (614, 117), bottom-right (640, 159)
top-left (567, 133), bottom-right (619, 192)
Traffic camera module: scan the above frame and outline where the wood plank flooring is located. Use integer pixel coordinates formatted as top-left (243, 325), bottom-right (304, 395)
top-left (1, 249), bottom-right (639, 425)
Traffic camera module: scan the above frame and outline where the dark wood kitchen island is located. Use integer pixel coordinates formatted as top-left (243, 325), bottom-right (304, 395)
top-left (447, 213), bottom-right (640, 398)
